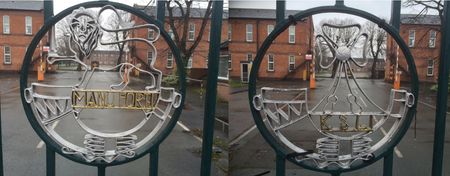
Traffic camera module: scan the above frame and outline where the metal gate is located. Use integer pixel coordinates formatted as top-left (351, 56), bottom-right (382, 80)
top-left (248, 0), bottom-right (449, 176)
top-left (0, 0), bottom-right (224, 176)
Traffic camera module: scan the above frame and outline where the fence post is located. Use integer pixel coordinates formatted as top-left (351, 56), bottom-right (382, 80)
top-left (276, 153), bottom-right (285, 176)
top-left (432, 1), bottom-right (450, 175)
top-left (0, 96), bottom-right (3, 176)
top-left (46, 146), bottom-right (55, 176)
top-left (200, 1), bottom-right (223, 176)
top-left (383, 149), bottom-right (394, 176)
top-left (276, 0), bottom-right (285, 24)
top-left (150, 146), bottom-right (159, 176)
top-left (98, 166), bottom-right (106, 176)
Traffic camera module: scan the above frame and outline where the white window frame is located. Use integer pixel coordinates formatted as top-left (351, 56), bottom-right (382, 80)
top-left (409, 30), bottom-right (415, 47)
top-left (3, 15), bottom-right (10, 34)
top-left (247, 53), bottom-right (253, 62)
top-left (188, 23), bottom-right (195, 41)
top-left (267, 54), bottom-right (274, 71)
top-left (168, 29), bottom-right (175, 40)
top-left (147, 51), bottom-right (153, 64)
top-left (25, 16), bottom-right (32, 35)
top-left (427, 59), bottom-right (434, 76)
top-left (429, 30), bottom-right (436, 48)
top-left (4, 46), bottom-right (11, 64)
top-left (166, 52), bottom-right (173, 68)
top-left (267, 24), bottom-right (274, 36)
top-left (187, 55), bottom-right (193, 69)
top-left (218, 55), bottom-right (229, 80)
top-left (246, 24), bottom-right (253, 42)
top-left (288, 55), bottom-right (295, 72)
top-left (289, 25), bottom-right (295, 44)
top-left (148, 29), bottom-right (155, 40)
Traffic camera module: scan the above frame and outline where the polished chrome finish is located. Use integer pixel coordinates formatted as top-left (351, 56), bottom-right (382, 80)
top-left (24, 5), bottom-right (181, 163)
top-left (253, 22), bottom-right (415, 168)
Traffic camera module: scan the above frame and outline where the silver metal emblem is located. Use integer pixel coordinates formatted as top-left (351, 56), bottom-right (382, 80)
top-left (24, 6), bottom-right (181, 163)
top-left (253, 23), bottom-right (414, 168)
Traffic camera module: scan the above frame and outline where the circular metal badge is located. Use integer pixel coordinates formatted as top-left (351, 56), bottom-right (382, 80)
top-left (20, 1), bottom-right (185, 166)
top-left (249, 5), bottom-right (418, 173)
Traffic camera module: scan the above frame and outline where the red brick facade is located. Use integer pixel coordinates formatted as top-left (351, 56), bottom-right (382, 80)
top-left (386, 18), bottom-right (441, 83)
top-left (0, 9), bottom-right (44, 72)
top-left (228, 15), bottom-right (314, 81)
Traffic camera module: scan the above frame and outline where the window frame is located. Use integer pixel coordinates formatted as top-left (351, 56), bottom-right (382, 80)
top-left (427, 59), bottom-right (434, 76)
top-left (267, 54), bottom-right (275, 71)
top-left (3, 15), bottom-right (10, 34)
top-left (186, 55), bottom-right (193, 69)
top-left (4, 46), bottom-right (11, 64)
top-left (228, 55), bottom-right (232, 70)
top-left (246, 24), bottom-right (253, 42)
top-left (267, 24), bottom-right (274, 36)
top-left (429, 30), bottom-right (436, 48)
top-left (148, 29), bottom-right (155, 40)
top-left (166, 52), bottom-right (174, 68)
top-left (289, 25), bottom-right (295, 44)
top-left (188, 23), bottom-right (195, 41)
top-left (25, 16), bottom-right (32, 35)
top-left (288, 55), bottom-right (295, 72)
top-left (408, 30), bottom-right (415, 47)
top-left (228, 24), bottom-right (232, 41)
top-left (147, 51), bottom-right (153, 64)
top-left (247, 53), bottom-right (253, 62)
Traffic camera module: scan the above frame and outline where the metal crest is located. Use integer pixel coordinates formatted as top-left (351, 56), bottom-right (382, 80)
top-left (253, 23), bottom-right (415, 169)
top-left (24, 5), bottom-right (181, 163)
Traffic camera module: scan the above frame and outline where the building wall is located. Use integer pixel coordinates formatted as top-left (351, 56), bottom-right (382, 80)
top-left (131, 16), bottom-right (229, 76)
top-left (228, 16), bottom-right (314, 80)
top-left (0, 10), bottom-right (44, 72)
top-left (386, 23), bottom-right (441, 83)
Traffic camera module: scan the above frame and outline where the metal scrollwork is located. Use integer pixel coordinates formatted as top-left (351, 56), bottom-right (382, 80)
top-left (253, 23), bottom-right (415, 169)
top-left (23, 5), bottom-right (182, 163)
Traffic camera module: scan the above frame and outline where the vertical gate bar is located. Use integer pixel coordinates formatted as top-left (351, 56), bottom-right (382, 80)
top-left (200, 1), bottom-right (223, 176)
top-left (156, 0), bottom-right (165, 26)
top-left (97, 166), bottom-right (106, 176)
top-left (331, 173), bottom-right (340, 176)
top-left (335, 0), bottom-right (344, 7)
top-left (276, 153), bottom-right (285, 176)
top-left (390, 0), bottom-right (401, 30)
top-left (0, 96), bottom-right (3, 176)
top-left (276, 0), bottom-right (285, 24)
top-left (432, 1), bottom-right (450, 175)
top-left (46, 146), bottom-right (55, 176)
top-left (150, 146), bottom-right (159, 176)
top-left (383, 149), bottom-right (394, 176)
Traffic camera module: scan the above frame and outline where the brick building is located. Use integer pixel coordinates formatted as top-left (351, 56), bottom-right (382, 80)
top-left (131, 5), bottom-right (230, 79)
top-left (228, 8), bottom-right (314, 82)
top-left (0, 1), bottom-right (44, 72)
top-left (386, 14), bottom-right (441, 83)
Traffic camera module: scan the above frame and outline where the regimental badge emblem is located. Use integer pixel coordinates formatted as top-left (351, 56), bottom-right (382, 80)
top-left (252, 23), bottom-right (415, 168)
top-left (23, 6), bottom-right (181, 163)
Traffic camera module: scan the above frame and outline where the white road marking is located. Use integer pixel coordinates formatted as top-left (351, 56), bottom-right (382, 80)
top-left (36, 120), bottom-right (59, 149)
top-left (177, 121), bottom-right (202, 142)
top-left (373, 117), bottom-right (404, 158)
top-left (418, 101), bottom-right (450, 115)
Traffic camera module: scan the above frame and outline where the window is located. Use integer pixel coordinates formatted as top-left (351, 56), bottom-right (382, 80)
top-left (289, 25), bottom-right (295, 44)
top-left (218, 55), bottom-right (229, 80)
top-left (228, 56), bottom-right (232, 70)
top-left (147, 51), bottom-right (153, 64)
top-left (187, 55), bottom-right (193, 69)
top-left (167, 52), bottom-right (173, 68)
top-left (267, 24), bottom-right (274, 36)
top-left (288, 55), bottom-right (295, 72)
top-left (427, 59), bottom-right (434, 76)
top-left (3, 15), bottom-right (10, 34)
top-left (247, 53), bottom-right (253, 62)
top-left (25, 16), bottom-right (32, 35)
top-left (148, 29), bottom-right (155, 40)
top-left (408, 30), bottom-right (415, 47)
top-left (268, 54), bottom-right (274, 71)
top-left (246, 24), bottom-right (253, 42)
top-left (188, 23), bottom-right (195, 41)
top-left (4, 46), bottom-right (11, 64)
top-left (228, 24), bottom-right (232, 41)
top-left (168, 29), bottom-right (175, 40)
top-left (429, 30), bottom-right (436, 48)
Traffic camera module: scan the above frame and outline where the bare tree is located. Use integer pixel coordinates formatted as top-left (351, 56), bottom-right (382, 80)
top-left (364, 22), bottom-right (387, 79)
top-left (166, 0), bottom-right (213, 67)
top-left (102, 10), bottom-right (131, 66)
top-left (403, 0), bottom-right (444, 27)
